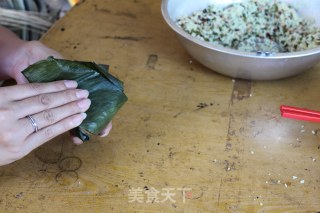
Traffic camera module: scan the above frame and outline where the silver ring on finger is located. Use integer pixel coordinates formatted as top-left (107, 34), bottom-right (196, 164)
top-left (27, 115), bottom-right (39, 133)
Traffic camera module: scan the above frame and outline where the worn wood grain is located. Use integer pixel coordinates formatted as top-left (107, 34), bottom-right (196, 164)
top-left (0, 0), bottom-right (320, 212)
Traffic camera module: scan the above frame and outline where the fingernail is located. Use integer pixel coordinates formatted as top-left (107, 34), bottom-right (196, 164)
top-left (76, 90), bottom-right (89, 99)
top-left (77, 99), bottom-right (91, 109)
top-left (98, 130), bottom-right (107, 137)
top-left (99, 129), bottom-right (111, 137)
top-left (72, 136), bottom-right (84, 145)
top-left (72, 113), bottom-right (87, 125)
top-left (65, 80), bottom-right (78, 88)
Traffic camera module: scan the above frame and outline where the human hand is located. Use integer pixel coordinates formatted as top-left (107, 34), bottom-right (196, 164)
top-left (3, 40), bottom-right (63, 84)
top-left (2, 40), bottom-right (113, 144)
top-left (0, 80), bottom-right (91, 166)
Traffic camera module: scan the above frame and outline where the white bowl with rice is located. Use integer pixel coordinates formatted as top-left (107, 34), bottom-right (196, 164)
top-left (161, 0), bottom-right (320, 80)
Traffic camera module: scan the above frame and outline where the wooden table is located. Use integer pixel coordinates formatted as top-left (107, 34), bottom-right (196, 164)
top-left (1, 0), bottom-right (320, 212)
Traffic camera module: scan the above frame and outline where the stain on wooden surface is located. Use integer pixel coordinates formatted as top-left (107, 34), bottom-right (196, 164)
top-left (146, 54), bottom-right (158, 69)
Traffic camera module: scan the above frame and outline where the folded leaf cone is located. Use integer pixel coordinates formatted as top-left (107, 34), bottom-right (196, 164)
top-left (22, 57), bottom-right (128, 141)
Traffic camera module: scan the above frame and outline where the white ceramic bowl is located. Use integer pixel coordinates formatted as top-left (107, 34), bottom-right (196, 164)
top-left (161, 0), bottom-right (320, 80)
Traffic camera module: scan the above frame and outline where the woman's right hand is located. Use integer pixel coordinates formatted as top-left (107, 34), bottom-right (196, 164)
top-left (0, 80), bottom-right (91, 166)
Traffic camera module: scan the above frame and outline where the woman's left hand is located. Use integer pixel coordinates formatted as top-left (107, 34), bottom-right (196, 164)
top-left (2, 40), bottom-right (112, 144)
top-left (4, 40), bottom-right (63, 84)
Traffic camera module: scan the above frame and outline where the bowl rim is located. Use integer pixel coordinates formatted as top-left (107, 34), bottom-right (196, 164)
top-left (161, 0), bottom-right (320, 59)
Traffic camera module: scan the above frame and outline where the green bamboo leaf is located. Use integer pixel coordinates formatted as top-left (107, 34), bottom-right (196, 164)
top-left (22, 57), bottom-right (128, 141)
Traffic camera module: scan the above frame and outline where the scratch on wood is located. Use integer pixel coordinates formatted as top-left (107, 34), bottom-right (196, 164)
top-left (231, 79), bottom-right (252, 104)
top-left (115, 11), bottom-right (137, 19)
top-left (101, 36), bottom-right (150, 41)
top-left (146, 54), bottom-right (158, 69)
top-left (217, 178), bottom-right (223, 205)
top-left (93, 6), bottom-right (136, 19)
top-left (173, 112), bottom-right (182, 118)
top-left (93, 4), bottom-right (111, 13)
top-left (225, 113), bottom-right (234, 151)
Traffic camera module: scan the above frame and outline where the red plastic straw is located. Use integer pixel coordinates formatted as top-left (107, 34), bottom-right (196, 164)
top-left (280, 105), bottom-right (320, 122)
